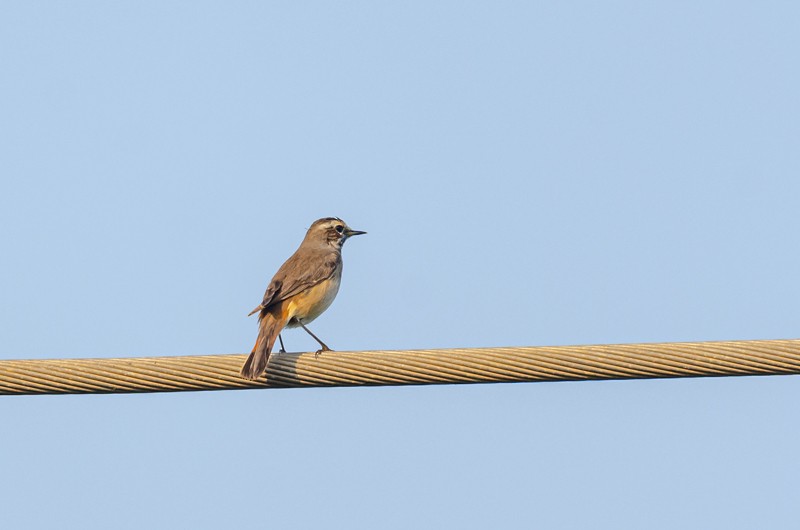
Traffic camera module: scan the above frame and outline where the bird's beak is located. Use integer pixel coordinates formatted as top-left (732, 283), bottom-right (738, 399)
top-left (345, 228), bottom-right (367, 237)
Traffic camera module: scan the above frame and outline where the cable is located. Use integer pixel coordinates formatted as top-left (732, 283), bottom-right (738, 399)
top-left (1, 339), bottom-right (798, 395)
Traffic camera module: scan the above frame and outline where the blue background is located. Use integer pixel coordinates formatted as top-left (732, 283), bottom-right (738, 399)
top-left (1, 2), bottom-right (798, 528)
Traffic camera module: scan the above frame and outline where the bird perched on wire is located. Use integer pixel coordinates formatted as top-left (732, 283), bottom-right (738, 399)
top-left (240, 217), bottom-right (366, 380)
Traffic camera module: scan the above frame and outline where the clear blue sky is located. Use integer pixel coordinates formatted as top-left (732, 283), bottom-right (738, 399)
top-left (1, 2), bottom-right (798, 528)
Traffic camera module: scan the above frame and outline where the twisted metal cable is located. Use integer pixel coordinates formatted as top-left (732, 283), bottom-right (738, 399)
top-left (1, 339), bottom-right (799, 395)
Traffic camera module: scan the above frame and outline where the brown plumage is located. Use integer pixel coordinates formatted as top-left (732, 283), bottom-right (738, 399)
top-left (240, 217), bottom-right (366, 380)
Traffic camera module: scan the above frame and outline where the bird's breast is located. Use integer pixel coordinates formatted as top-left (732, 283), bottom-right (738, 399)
top-left (285, 269), bottom-right (342, 326)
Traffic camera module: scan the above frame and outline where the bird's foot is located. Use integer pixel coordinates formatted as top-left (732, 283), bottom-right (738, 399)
top-left (314, 346), bottom-right (332, 359)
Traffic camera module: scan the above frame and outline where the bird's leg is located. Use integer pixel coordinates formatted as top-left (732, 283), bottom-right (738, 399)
top-left (298, 321), bottom-right (332, 358)
top-left (278, 334), bottom-right (286, 354)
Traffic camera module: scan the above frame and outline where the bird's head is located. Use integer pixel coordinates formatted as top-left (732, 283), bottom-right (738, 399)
top-left (306, 217), bottom-right (366, 249)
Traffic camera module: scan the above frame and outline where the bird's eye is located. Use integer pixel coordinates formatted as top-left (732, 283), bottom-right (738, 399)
top-left (335, 225), bottom-right (344, 233)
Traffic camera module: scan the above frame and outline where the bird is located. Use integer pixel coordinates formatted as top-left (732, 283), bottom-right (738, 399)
top-left (240, 217), bottom-right (366, 380)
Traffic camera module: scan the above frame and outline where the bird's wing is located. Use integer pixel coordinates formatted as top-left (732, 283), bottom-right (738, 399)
top-left (248, 251), bottom-right (340, 316)
top-left (273, 252), bottom-right (340, 302)
top-left (247, 279), bottom-right (282, 316)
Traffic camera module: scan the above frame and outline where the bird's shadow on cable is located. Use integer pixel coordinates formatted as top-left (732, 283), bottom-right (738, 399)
top-left (263, 350), bottom-right (302, 387)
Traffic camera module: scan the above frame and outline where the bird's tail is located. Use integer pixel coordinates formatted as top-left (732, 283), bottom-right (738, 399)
top-left (240, 310), bottom-right (287, 380)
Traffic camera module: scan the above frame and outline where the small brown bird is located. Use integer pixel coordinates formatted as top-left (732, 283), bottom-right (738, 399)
top-left (240, 217), bottom-right (366, 380)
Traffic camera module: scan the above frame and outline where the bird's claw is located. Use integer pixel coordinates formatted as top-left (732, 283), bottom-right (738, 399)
top-left (314, 347), bottom-right (332, 359)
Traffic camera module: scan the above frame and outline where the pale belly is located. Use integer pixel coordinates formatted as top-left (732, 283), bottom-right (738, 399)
top-left (285, 271), bottom-right (342, 326)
